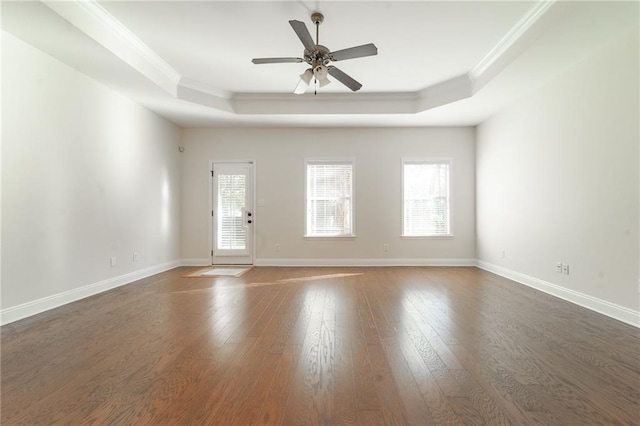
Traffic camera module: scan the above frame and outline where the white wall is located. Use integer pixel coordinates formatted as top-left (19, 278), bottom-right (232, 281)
top-left (476, 28), bottom-right (639, 314)
top-left (1, 33), bottom-right (182, 317)
top-left (181, 127), bottom-right (476, 265)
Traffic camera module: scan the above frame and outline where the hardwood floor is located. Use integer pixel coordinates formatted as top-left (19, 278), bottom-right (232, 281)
top-left (2, 266), bottom-right (639, 425)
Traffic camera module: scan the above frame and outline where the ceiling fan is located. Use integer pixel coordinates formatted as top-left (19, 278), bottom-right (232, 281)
top-left (251, 12), bottom-right (378, 94)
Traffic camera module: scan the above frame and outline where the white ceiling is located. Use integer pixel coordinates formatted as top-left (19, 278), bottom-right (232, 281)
top-left (100, 1), bottom-right (532, 93)
top-left (3, 1), bottom-right (638, 127)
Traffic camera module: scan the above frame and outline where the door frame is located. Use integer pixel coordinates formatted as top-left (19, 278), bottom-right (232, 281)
top-left (209, 159), bottom-right (256, 265)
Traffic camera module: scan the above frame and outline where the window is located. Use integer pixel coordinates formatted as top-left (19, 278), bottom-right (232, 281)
top-left (402, 159), bottom-right (451, 237)
top-left (305, 160), bottom-right (354, 237)
top-left (216, 171), bottom-right (247, 251)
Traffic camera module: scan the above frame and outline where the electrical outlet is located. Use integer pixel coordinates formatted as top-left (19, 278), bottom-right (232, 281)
top-left (500, 249), bottom-right (505, 258)
top-left (383, 243), bottom-right (389, 252)
top-left (275, 243), bottom-right (280, 252)
top-left (110, 256), bottom-right (117, 267)
top-left (562, 263), bottom-right (570, 275)
top-left (133, 252), bottom-right (139, 262)
top-left (556, 262), bottom-right (563, 273)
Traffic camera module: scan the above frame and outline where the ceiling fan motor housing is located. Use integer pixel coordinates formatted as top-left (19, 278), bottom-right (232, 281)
top-left (304, 45), bottom-right (331, 68)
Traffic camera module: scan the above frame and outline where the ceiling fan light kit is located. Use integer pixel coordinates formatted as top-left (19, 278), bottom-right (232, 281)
top-left (251, 11), bottom-right (378, 94)
top-left (293, 77), bottom-right (308, 94)
top-left (313, 65), bottom-right (330, 87)
top-left (299, 68), bottom-right (313, 85)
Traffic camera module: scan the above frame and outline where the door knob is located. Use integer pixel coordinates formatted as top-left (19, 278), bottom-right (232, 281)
top-left (247, 212), bottom-right (252, 217)
top-left (248, 220), bottom-right (252, 224)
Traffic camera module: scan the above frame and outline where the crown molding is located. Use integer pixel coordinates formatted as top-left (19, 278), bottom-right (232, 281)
top-left (43, 0), bottom-right (181, 96)
top-left (417, 74), bottom-right (473, 112)
top-left (470, 0), bottom-right (556, 92)
top-left (177, 76), bottom-right (234, 113)
top-left (179, 76), bottom-right (232, 100)
top-left (231, 92), bottom-right (419, 114)
top-left (42, 0), bottom-right (556, 116)
top-left (230, 74), bottom-right (473, 115)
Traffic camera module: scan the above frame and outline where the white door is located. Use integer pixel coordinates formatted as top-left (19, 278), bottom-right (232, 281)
top-left (212, 163), bottom-right (253, 265)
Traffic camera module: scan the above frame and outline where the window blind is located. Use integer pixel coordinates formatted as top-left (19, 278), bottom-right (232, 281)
top-left (217, 173), bottom-right (246, 250)
top-left (403, 161), bottom-right (450, 236)
top-left (306, 161), bottom-right (353, 236)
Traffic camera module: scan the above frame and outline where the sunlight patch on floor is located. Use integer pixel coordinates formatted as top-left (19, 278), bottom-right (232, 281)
top-left (278, 273), bottom-right (364, 283)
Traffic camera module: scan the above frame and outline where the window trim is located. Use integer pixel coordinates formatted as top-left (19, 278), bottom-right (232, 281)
top-left (304, 158), bottom-right (356, 238)
top-left (401, 157), bottom-right (454, 238)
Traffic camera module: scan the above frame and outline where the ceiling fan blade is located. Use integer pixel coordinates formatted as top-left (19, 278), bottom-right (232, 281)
top-left (289, 20), bottom-right (316, 51)
top-left (327, 66), bottom-right (362, 92)
top-left (252, 57), bottom-right (304, 64)
top-left (329, 43), bottom-right (378, 61)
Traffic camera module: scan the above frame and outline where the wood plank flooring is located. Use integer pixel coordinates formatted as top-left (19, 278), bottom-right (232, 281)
top-left (2, 266), bottom-right (639, 425)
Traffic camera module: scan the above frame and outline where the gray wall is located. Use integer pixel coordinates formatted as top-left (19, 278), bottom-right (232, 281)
top-left (181, 127), bottom-right (476, 265)
top-left (476, 28), bottom-right (639, 311)
top-left (2, 32), bottom-right (182, 311)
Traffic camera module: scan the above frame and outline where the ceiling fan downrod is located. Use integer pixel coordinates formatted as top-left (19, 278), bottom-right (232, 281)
top-left (311, 12), bottom-right (323, 45)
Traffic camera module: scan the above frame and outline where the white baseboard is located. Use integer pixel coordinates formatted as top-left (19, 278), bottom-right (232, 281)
top-left (254, 258), bottom-right (477, 267)
top-left (0, 259), bottom-right (181, 326)
top-left (4, 258), bottom-right (635, 329)
top-left (181, 258), bottom-right (210, 266)
top-left (477, 260), bottom-right (640, 328)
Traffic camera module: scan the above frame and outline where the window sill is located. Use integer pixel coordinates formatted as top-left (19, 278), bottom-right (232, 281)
top-left (304, 235), bottom-right (356, 240)
top-left (401, 234), bottom-right (454, 239)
